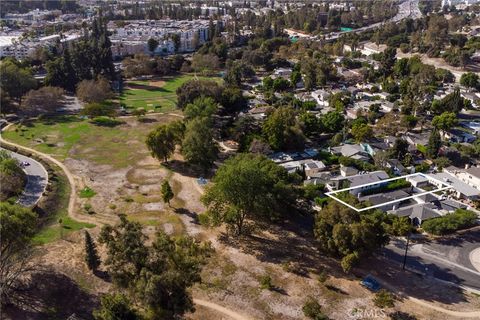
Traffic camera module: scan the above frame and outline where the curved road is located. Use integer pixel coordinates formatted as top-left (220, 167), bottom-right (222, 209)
top-left (1, 147), bottom-right (48, 207)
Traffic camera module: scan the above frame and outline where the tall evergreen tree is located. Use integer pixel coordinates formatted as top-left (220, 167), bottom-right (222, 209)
top-left (61, 47), bottom-right (78, 91)
top-left (84, 230), bottom-right (101, 271)
top-left (426, 128), bottom-right (441, 159)
top-left (161, 181), bottom-right (174, 206)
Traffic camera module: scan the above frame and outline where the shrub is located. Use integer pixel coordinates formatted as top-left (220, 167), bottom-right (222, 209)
top-left (197, 213), bottom-right (211, 226)
top-left (304, 184), bottom-right (325, 201)
top-left (341, 252), bottom-right (359, 273)
top-left (422, 209), bottom-right (477, 235)
top-left (109, 204), bottom-right (117, 210)
top-left (361, 179), bottom-right (411, 196)
top-left (317, 270), bottom-right (328, 283)
top-left (259, 274), bottom-right (273, 290)
top-left (389, 311), bottom-right (417, 320)
top-left (314, 197), bottom-right (329, 207)
top-left (83, 203), bottom-right (95, 214)
top-left (373, 289), bottom-right (395, 308)
top-left (90, 116), bottom-right (123, 127)
top-left (302, 297), bottom-right (329, 320)
top-left (79, 186), bottom-right (96, 198)
top-left (82, 102), bottom-right (116, 118)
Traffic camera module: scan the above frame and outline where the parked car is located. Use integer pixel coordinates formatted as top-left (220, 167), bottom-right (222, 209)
top-left (361, 274), bottom-right (381, 291)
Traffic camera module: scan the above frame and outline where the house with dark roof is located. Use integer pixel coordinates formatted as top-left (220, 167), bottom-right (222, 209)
top-left (327, 170), bottom-right (389, 195)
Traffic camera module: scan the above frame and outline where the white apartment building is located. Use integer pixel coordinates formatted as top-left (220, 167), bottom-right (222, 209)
top-left (3, 9), bottom-right (61, 24)
top-left (444, 166), bottom-right (480, 190)
top-left (0, 33), bottom-right (81, 60)
top-left (109, 20), bottom-right (211, 55)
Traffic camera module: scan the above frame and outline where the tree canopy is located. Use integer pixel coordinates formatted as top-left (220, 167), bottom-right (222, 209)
top-left (201, 153), bottom-right (296, 236)
top-left (98, 215), bottom-right (212, 318)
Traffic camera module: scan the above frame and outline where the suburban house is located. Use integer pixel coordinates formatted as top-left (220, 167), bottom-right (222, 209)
top-left (444, 129), bottom-right (476, 143)
top-left (327, 170), bottom-right (390, 195)
top-left (330, 144), bottom-right (371, 162)
top-left (360, 42), bottom-right (387, 56)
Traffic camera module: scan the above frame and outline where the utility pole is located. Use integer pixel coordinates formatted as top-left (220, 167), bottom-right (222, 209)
top-left (402, 233), bottom-right (410, 270)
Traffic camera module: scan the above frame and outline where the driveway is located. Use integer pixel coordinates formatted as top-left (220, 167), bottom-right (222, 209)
top-left (383, 229), bottom-right (480, 291)
top-left (2, 148), bottom-right (48, 207)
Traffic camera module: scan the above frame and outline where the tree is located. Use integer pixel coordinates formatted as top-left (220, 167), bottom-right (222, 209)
top-left (147, 38), bottom-right (159, 54)
top-left (390, 139), bottom-right (409, 162)
top-left (302, 297), bottom-right (329, 320)
top-left (176, 79), bottom-right (222, 109)
top-left (0, 202), bottom-right (38, 305)
top-left (460, 72), bottom-right (479, 90)
top-left (0, 151), bottom-right (26, 201)
top-left (22, 86), bottom-right (65, 114)
top-left (76, 77), bottom-right (113, 103)
top-left (0, 59), bottom-right (37, 103)
top-left (161, 181), bottom-right (174, 206)
top-left (191, 53), bottom-right (220, 75)
top-left (314, 200), bottom-right (390, 272)
top-left (432, 112), bottom-right (458, 136)
top-left (84, 231), bottom-right (101, 272)
top-left (184, 96), bottom-right (218, 121)
top-left (426, 128), bottom-right (442, 158)
top-left (373, 289), bottom-right (395, 308)
top-left (93, 294), bottom-right (140, 320)
top-left (262, 106), bottom-right (305, 151)
top-left (321, 111), bottom-right (344, 133)
top-left (98, 215), bottom-right (211, 318)
top-left (421, 209), bottom-right (477, 235)
top-left (181, 117), bottom-right (218, 171)
top-left (81, 102), bottom-right (116, 118)
top-left (350, 122), bottom-right (372, 142)
top-left (201, 154), bottom-right (295, 236)
top-left (146, 122), bottom-right (184, 163)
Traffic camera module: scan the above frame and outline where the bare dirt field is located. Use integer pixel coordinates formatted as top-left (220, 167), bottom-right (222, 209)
top-left (4, 113), bottom-right (480, 320)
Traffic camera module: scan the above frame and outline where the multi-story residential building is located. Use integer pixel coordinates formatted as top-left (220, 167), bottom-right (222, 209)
top-left (444, 166), bottom-right (480, 191)
top-left (108, 20), bottom-right (212, 56)
top-left (0, 33), bottom-right (81, 60)
top-left (3, 9), bottom-right (61, 24)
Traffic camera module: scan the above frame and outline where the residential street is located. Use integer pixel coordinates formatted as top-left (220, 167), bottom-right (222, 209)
top-left (383, 229), bottom-right (480, 291)
top-left (2, 148), bottom-right (48, 207)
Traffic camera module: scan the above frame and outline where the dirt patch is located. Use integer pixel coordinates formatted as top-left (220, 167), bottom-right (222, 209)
top-left (149, 80), bottom-right (166, 88)
top-left (126, 165), bottom-right (168, 185)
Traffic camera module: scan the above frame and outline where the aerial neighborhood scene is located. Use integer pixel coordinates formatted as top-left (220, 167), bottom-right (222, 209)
top-left (2, 0), bottom-right (480, 319)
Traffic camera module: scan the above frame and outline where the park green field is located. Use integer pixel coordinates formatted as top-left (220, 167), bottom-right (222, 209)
top-left (120, 74), bottom-right (222, 112)
top-left (2, 114), bottom-right (179, 167)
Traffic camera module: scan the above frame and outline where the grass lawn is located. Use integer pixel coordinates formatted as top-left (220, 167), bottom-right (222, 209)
top-left (33, 169), bottom-right (95, 245)
top-left (2, 114), bottom-right (179, 168)
top-left (120, 74), bottom-right (222, 112)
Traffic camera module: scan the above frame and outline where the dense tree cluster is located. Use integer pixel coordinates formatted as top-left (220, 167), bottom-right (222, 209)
top-left (98, 215), bottom-right (212, 318)
top-left (45, 13), bottom-right (115, 92)
top-left (123, 54), bottom-right (186, 78)
top-left (314, 199), bottom-right (410, 272)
